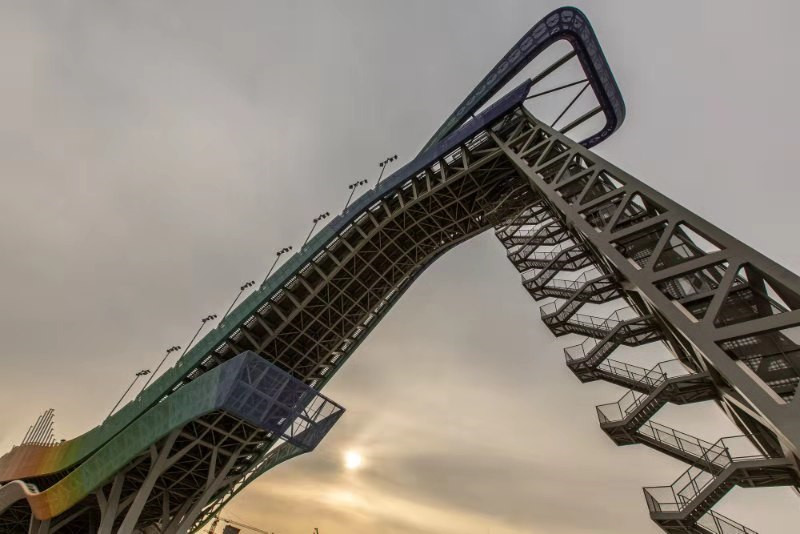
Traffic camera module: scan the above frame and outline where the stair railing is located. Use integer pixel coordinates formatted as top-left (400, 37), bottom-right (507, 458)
top-left (527, 241), bottom-right (575, 262)
top-left (596, 360), bottom-right (698, 423)
top-left (539, 268), bottom-right (607, 317)
top-left (643, 435), bottom-right (774, 513)
top-left (637, 421), bottom-right (728, 469)
top-left (509, 222), bottom-right (564, 260)
top-left (563, 307), bottom-right (648, 363)
top-left (596, 389), bottom-right (654, 424)
top-left (542, 266), bottom-right (603, 292)
top-left (696, 510), bottom-right (759, 534)
top-left (567, 306), bottom-right (639, 336)
top-left (501, 218), bottom-right (552, 242)
top-left (595, 359), bottom-right (692, 424)
top-left (495, 205), bottom-right (550, 240)
top-left (595, 358), bottom-right (688, 388)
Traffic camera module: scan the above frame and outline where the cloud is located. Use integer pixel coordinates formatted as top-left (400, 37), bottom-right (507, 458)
top-left (2, 2), bottom-right (800, 533)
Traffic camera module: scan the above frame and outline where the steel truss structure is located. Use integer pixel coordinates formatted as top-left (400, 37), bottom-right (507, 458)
top-left (491, 107), bottom-right (800, 532)
top-left (0, 6), bottom-right (797, 534)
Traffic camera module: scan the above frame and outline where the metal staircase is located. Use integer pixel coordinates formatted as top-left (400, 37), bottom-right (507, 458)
top-left (643, 435), bottom-right (797, 532)
top-left (519, 243), bottom-right (593, 288)
top-left (562, 307), bottom-right (663, 380)
top-left (596, 370), bottom-right (716, 445)
top-left (496, 202), bottom-right (554, 247)
top-left (495, 208), bottom-right (781, 532)
top-left (592, 358), bottom-right (670, 391)
top-left (507, 222), bottom-right (570, 266)
top-left (694, 510), bottom-right (759, 534)
top-left (489, 126), bottom-right (798, 532)
top-left (635, 421), bottom-right (730, 473)
top-left (539, 269), bottom-right (621, 332)
top-left (532, 267), bottom-right (619, 301)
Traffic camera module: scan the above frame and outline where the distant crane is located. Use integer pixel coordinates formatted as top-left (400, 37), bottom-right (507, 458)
top-left (207, 515), bottom-right (275, 534)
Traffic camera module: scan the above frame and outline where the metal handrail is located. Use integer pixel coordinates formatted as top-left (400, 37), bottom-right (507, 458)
top-left (526, 241), bottom-right (575, 262)
top-left (696, 510), bottom-right (759, 534)
top-left (569, 311), bottom-right (619, 330)
top-left (540, 298), bottom-right (581, 318)
top-left (499, 217), bottom-right (552, 239)
top-left (539, 300), bottom-right (558, 316)
top-left (643, 434), bottom-right (774, 513)
top-left (563, 306), bottom-right (646, 362)
top-left (564, 335), bottom-right (599, 361)
top-left (596, 358), bottom-right (650, 382)
top-left (539, 269), bottom-right (608, 317)
top-left (637, 421), bottom-right (728, 468)
top-left (597, 388), bottom-right (659, 423)
top-left (520, 247), bottom-right (593, 291)
top-left (519, 245), bottom-right (580, 280)
top-left (508, 223), bottom-right (563, 259)
top-left (495, 207), bottom-right (550, 239)
top-left (546, 267), bottom-right (604, 289)
top-left (503, 224), bottom-right (543, 241)
top-left (569, 305), bottom-right (638, 332)
top-left (541, 276), bottom-right (584, 291)
top-left (595, 360), bottom-right (694, 423)
top-left (595, 358), bottom-right (685, 386)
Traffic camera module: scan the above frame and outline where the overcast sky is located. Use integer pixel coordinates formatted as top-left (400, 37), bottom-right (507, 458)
top-left (1, 1), bottom-right (799, 533)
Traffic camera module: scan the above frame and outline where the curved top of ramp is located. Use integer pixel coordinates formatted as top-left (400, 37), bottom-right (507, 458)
top-left (420, 6), bottom-right (625, 153)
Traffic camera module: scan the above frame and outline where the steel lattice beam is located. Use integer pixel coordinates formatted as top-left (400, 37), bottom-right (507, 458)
top-left (490, 105), bottom-right (800, 531)
top-left (492, 106), bottom-right (800, 454)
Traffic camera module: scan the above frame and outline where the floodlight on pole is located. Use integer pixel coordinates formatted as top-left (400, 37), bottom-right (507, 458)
top-left (222, 280), bottom-right (256, 322)
top-left (180, 314), bottom-right (218, 358)
top-left (107, 369), bottom-right (151, 419)
top-left (375, 154), bottom-right (398, 186)
top-left (140, 345), bottom-right (181, 392)
top-left (302, 212), bottom-right (330, 248)
top-left (262, 247), bottom-right (293, 286)
top-left (343, 179), bottom-right (368, 211)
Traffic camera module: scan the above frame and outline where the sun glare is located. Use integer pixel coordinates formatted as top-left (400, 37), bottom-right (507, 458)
top-left (344, 450), bottom-right (363, 470)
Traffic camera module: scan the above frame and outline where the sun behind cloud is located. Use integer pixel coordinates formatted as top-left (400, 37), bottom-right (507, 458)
top-left (344, 450), bottom-right (364, 471)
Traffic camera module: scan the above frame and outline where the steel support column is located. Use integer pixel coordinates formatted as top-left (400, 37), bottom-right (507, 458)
top-left (490, 104), bottom-right (800, 531)
top-left (116, 429), bottom-right (182, 534)
top-left (491, 106), bottom-right (800, 457)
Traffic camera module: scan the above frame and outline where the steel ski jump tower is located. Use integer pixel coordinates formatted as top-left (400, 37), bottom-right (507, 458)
top-left (0, 6), bottom-right (798, 534)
